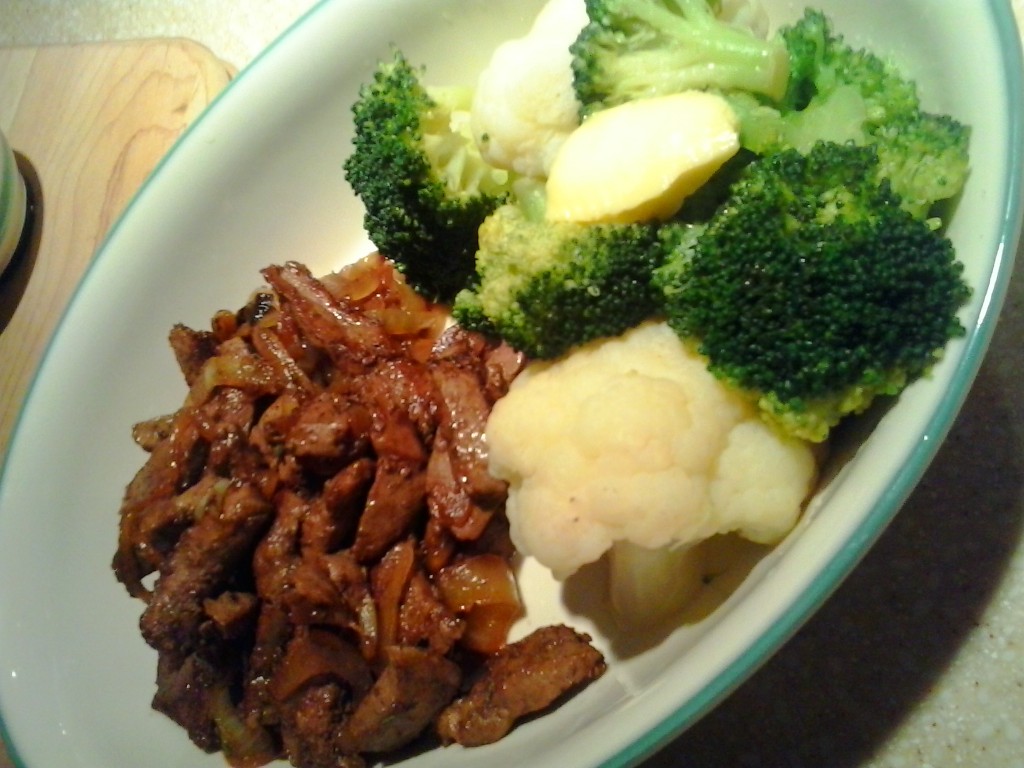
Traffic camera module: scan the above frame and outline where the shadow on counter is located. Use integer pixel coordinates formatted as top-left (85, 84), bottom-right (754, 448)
top-left (644, 256), bottom-right (1024, 767)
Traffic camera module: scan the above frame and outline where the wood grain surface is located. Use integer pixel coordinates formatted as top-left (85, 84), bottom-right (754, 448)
top-left (0, 39), bottom-right (230, 768)
top-left (0, 39), bottom-right (232, 462)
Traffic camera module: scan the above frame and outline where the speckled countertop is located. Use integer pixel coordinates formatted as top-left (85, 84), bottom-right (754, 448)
top-left (3, 2), bottom-right (1024, 767)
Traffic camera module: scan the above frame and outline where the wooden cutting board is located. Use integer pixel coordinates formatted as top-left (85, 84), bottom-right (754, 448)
top-left (0, 40), bottom-right (233, 463)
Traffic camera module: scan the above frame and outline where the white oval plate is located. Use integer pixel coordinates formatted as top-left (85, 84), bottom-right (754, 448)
top-left (1, 1), bottom-right (1021, 766)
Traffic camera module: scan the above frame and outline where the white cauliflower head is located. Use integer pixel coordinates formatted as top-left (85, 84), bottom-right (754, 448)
top-left (470, 0), bottom-right (589, 179)
top-left (486, 322), bottom-right (818, 581)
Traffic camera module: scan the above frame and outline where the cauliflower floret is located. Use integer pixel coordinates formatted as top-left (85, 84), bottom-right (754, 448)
top-left (487, 322), bottom-right (817, 621)
top-left (471, 0), bottom-right (589, 179)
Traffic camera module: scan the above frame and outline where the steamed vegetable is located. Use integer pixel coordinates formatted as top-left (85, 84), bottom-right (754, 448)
top-left (486, 321), bottom-right (817, 621)
top-left (570, 0), bottom-right (791, 117)
top-left (730, 8), bottom-right (970, 222)
top-left (452, 202), bottom-right (673, 358)
top-left (655, 142), bottom-right (971, 442)
top-left (343, 50), bottom-right (513, 301)
top-left (470, 0), bottom-right (589, 178)
top-left (545, 90), bottom-right (741, 223)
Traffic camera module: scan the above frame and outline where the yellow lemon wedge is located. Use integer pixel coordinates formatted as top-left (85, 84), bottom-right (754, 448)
top-left (545, 91), bottom-right (740, 224)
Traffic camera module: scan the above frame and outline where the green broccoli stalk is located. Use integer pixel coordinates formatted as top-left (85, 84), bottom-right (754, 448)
top-left (655, 142), bottom-right (972, 442)
top-left (453, 203), bottom-right (680, 358)
top-left (729, 9), bottom-right (969, 222)
top-left (343, 50), bottom-right (514, 302)
top-left (570, 0), bottom-right (791, 118)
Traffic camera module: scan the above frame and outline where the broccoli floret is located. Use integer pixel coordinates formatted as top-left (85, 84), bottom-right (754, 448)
top-left (453, 203), bottom-right (680, 358)
top-left (570, 0), bottom-right (791, 118)
top-left (655, 142), bottom-right (971, 442)
top-left (779, 9), bottom-right (918, 116)
top-left (871, 111), bottom-right (970, 222)
top-left (343, 50), bottom-right (514, 302)
top-left (731, 9), bottom-right (969, 221)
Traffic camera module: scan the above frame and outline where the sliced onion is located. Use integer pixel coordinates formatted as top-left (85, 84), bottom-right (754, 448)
top-left (436, 555), bottom-right (523, 654)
